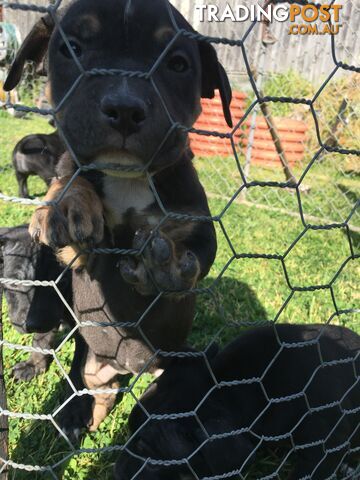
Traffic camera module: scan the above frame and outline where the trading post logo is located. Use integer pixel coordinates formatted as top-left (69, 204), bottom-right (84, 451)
top-left (195, 4), bottom-right (343, 36)
top-left (289, 4), bottom-right (342, 35)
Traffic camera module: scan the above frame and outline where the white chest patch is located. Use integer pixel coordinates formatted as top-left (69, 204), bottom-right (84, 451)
top-left (103, 176), bottom-right (155, 226)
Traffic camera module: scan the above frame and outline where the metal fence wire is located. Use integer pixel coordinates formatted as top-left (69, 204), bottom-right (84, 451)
top-left (0, 0), bottom-right (359, 478)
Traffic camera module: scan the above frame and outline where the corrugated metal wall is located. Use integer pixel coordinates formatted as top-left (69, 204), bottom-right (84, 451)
top-left (3, 0), bottom-right (359, 86)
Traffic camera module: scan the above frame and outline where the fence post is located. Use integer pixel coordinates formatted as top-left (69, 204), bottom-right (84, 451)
top-left (259, 98), bottom-right (297, 184)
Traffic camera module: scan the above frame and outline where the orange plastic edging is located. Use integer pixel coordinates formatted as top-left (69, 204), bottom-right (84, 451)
top-left (190, 92), bottom-right (309, 165)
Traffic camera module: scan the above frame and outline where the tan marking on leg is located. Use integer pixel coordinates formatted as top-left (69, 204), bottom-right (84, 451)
top-left (83, 353), bottom-right (119, 431)
top-left (88, 380), bottom-right (120, 432)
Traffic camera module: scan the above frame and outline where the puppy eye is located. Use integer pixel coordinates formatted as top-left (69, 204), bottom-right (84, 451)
top-left (167, 53), bottom-right (190, 73)
top-left (59, 40), bottom-right (82, 59)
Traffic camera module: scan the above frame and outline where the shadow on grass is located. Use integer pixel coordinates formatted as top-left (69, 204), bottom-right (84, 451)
top-left (192, 276), bottom-right (269, 347)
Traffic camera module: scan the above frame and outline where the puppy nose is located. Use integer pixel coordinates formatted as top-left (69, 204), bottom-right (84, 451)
top-left (100, 95), bottom-right (146, 135)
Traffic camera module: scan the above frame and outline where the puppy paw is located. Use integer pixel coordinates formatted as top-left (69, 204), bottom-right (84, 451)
top-left (29, 177), bottom-right (104, 249)
top-left (119, 230), bottom-right (200, 296)
top-left (88, 382), bottom-right (119, 432)
top-left (12, 360), bottom-right (47, 382)
top-left (58, 395), bottom-right (94, 443)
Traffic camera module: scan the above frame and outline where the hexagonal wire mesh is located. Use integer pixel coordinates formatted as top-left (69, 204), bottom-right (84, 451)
top-left (0, 0), bottom-right (359, 478)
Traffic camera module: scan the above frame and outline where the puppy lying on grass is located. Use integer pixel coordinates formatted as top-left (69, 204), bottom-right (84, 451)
top-left (0, 225), bottom-right (72, 380)
top-left (0, 226), bottom-right (94, 437)
top-left (116, 324), bottom-right (360, 480)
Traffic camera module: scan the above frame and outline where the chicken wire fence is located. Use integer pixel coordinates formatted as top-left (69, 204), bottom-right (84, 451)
top-left (188, 0), bottom-right (360, 231)
top-left (0, 0), bottom-right (358, 479)
top-left (1, 0), bottom-right (360, 228)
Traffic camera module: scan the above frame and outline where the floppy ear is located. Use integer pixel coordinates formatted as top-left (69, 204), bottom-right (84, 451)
top-left (4, 14), bottom-right (54, 91)
top-left (198, 41), bottom-right (233, 128)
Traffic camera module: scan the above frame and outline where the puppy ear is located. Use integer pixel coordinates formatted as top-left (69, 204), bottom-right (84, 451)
top-left (4, 15), bottom-right (54, 91)
top-left (198, 41), bottom-right (233, 128)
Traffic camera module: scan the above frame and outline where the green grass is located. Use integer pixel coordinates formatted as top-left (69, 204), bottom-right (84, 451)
top-left (0, 111), bottom-right (359, 479)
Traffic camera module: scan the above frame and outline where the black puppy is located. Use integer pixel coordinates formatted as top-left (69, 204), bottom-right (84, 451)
top-left (116, 324), bottom-right (360, 480)
top-left (12, 131), bottom-right (64, 198)
top-left (0, 226), bottom-right (92, 436)
top-left (4, 0), bottom-right (229, 431)
top-left (0, 225), bottom-right (72, 379)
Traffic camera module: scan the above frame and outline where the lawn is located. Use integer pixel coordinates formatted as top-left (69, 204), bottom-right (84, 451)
top-left (0, 111), bottom-right (359, 479)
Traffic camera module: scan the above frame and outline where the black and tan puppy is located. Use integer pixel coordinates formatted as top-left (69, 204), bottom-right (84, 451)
top-left (4, 0), bottom-right (228, 432)
top-left (116, 324), bottom-right (360, 480)
top-left (0, 226), bottom-right (92, 436)
top-left (12, 131), bottom-right (65, 198)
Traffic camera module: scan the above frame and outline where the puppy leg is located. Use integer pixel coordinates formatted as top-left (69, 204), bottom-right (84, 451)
top-left (82, 350), bottom-right (120, 432)
top-left (12, 330), bottom-right (56, 381)
top-left (58, 334), bottom-right (94, 442)
top-left (87, 379), bottom-right (120, 433)
top-left (29, 176), bottom-right (104, 253)
top-left (16, 172), bottom-right (29, 198)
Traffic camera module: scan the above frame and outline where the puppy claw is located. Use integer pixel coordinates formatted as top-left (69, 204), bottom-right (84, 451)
top-left (133, 229), bottom-right (150, 251)
top-left (180, 251), bottom-right (199, 280)
top-left (60, 427), bottom-right (83, 444)
top-left (73, 428), bottom-right (82, 441)
top-left (119, 257), bottom-right (140, 285)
